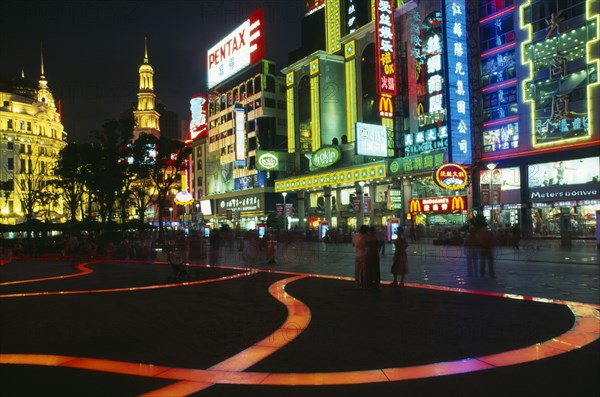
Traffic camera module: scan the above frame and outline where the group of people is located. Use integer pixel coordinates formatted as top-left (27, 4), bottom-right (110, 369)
top-left (463, 227), bottom-right (496, 278)
top-left (352, 226), bottom-right (409, 289)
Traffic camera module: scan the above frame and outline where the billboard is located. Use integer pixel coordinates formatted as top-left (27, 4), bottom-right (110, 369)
top-left (207, 9), bottom-right (264, 89)
top-left (443, 0), bottom-right (472, 165)
top-left (356, 122), bottom-right (388, 157)
top-left (408, 195), bottom-right (467, 213)
top-left (375, 0), bottom-right (397, 96)
top-left (189, 95), bottom-right (207, 140)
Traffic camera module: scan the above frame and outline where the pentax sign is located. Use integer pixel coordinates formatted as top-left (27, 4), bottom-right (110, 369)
top-left (207, 9), bottom-right (264, 89)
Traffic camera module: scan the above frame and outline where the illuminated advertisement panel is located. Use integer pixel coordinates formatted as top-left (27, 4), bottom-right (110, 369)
top-left (234, 107), bottom-right (246, 165)
top-left (480, 166), bottom-right (521, 205)
top-left (306, 0), bottom-right (325, 15)
top-left (356, 122), bottom-right (388, 157)
top-left (189, 95), bottom-right (207, 140)
top-left (521, 2), bottom-right (598, 147)
top-left (207, 9), bottom-right (263, 89)
top-left (408, 195), bottom-right (467, 213)
top-left (375, 0), bottom-right (396, 96)
top-left (407, 10), bottom-right (448, 156)
top-left (443, 0), bottom-right (472, 165)
top-left (527, 157), bottom-right (600, 202)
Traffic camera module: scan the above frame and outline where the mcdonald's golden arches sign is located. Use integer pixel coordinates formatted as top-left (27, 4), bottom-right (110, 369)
top-left (408, 196), bottom-right (467, 213)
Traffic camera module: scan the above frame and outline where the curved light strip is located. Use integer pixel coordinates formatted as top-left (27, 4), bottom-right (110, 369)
top-left (142, 275), bottom-right (310, 396)
top-left (0, 262), bottom-right (94, 286)
top-left (0, 261), bottom-right (258, 298)
top-left (1, 264), bottom-right (598, 393)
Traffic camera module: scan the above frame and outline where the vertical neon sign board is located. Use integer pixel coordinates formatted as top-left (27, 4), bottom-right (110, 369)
top-left (443, 0), bottom-right (472, 165)
top-left (375, 0), bottom-right (396, 96)
top-left (234, 107), bottom-right (246, 166)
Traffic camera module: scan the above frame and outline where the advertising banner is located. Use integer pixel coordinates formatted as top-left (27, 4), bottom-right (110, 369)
top-left (207, 9), bottom-right (264, 88)
top-left (356, 122), bottom-right (388, 157)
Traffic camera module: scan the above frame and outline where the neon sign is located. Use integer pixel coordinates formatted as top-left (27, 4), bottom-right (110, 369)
top-left (189, 95), bottom-right (207, 140)
top-left (434, 163), bottom-right (468, 190)
top-left (444, 0), bottom-right (472, 165)
top-left (207, 9), bottom-right (263, 89)
top-left (375, 0), bottom-right (396, 96)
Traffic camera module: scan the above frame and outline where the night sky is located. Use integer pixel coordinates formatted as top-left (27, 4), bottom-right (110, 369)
top-left (1, 1), bottom-right (304, 142)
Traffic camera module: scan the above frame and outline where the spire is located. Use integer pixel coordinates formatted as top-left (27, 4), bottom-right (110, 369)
top-left (40, 41), bottom-right (45, 79)
top-left (21, 68), bottom-right (25, 78)
top-left (144, 37), bottom-right (148, 63)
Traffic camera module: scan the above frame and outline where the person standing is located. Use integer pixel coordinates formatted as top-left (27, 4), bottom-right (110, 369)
top-left (464, 227), bottom-right (479, 277)
top-left (391, 227), bottom-right (409, 286)
top-left (364, 227), bottom-right (382, 289)
top-left (352, 225), bottom-right (369, 289)
top-left (511, 224), bottom-right (520, 250)
top-left (479, 228), bottom-right (496, 278)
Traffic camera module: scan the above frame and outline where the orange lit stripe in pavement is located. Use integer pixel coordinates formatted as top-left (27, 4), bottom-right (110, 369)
top-left (1, 266), bottom-right (599, 394)
top-left (0, 262), bottom-right (94, 286)
top-left (0, 268), bottom-right (258, 298)
top-left (143, 275), bottom-right (311, 395)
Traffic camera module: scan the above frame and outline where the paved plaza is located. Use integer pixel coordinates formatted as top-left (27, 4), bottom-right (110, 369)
top-left (1, 238), bottom-right (599, 396)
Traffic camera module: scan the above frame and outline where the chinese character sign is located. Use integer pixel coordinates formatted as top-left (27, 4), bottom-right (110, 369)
top-left (444, 0), bottom-right (472, 165)
top-left (375, 0), bottom-right (396, 96)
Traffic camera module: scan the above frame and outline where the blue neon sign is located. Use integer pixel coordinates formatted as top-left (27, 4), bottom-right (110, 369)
top-left (443, 0), bottom-right (472, 165)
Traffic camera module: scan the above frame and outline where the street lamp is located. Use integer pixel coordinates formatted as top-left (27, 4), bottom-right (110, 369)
top-left (169, 207), bottom-right (173, 229)
top-left (282, 192), bottom-right (288, 231)
top-left (486, 162), bottom-right (497, 232)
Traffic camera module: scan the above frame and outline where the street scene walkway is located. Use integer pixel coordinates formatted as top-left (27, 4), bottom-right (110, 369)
top-left (1, 238), bottom-right (598, 396)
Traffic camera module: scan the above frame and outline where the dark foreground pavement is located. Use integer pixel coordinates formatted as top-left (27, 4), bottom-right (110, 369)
top-left (1, 257), bottom-right (599, 397)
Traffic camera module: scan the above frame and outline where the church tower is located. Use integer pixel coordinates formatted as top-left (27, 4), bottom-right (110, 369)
top-left (133, 37), bottom-right (160, 140)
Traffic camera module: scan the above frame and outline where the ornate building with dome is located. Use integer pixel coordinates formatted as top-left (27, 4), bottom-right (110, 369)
top-left (0, 48), bottom-right (67, 225)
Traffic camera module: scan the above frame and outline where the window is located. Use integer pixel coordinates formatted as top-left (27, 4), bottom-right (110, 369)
top-left (7, 158), bottom-right (14, 171)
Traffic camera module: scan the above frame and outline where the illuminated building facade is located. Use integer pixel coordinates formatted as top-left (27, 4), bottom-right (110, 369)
top-left (276, 0), bottom-right (476, 236)
top-left (0, 56), bottom-right (67, 226)
top-left (200, 9), bottom-right (289, 231)
top-left (475, 0), bottom-right (599, 238)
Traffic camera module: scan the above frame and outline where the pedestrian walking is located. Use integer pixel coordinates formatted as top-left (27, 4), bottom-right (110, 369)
top-left (364, 227), bottom-right (382, 289)
top-left (352, 225), bottom-right (369, 289)
top-left (464, 227), bottom-right (479, 277)
top-left (511, 224), bottom-right (520, 250)
top-left (391, 227), bottom-right (409, 286)
top-left (478, 228), bottom-right (496, 278)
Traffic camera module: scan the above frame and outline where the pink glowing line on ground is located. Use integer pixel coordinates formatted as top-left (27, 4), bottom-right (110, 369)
top-left (0, 262), bottom-right (598, 393)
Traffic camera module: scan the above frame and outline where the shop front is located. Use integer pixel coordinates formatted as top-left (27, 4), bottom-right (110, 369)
top-left (479, 166), bottom-right (523, 232)
top-left (527, 157), bottom-right (599, 238)
top-left (212, 190), bottom-right (271, 232)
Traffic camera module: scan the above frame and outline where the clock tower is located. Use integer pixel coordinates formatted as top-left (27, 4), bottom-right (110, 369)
top-left (133, 38), bottom-right (160, 140)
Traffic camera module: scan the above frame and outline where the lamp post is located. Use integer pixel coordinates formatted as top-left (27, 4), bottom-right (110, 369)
top-left (169, 207), bottom-right (173, 229)
top-left (486, 163), bottom-right (498, 232)
top-left (282, 192), bottom-right (288, 231)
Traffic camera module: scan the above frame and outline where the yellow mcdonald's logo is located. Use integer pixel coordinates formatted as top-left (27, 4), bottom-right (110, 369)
top-left (379, 96), bottom-right (394, 117)
top-left (409, 199), bottom-right (422, 213)
top-left (451, 196), bottom-right (465, 211)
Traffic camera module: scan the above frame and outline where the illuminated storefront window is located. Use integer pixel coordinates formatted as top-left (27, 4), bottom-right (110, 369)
top-left (483, 121), bottom-right (519, 152)
top-left (528, 157), bottom-right (599, 237)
